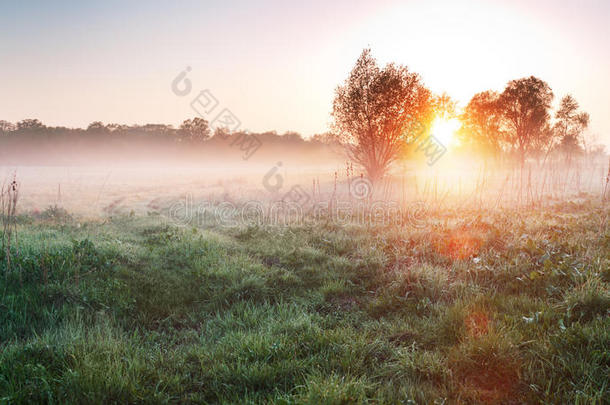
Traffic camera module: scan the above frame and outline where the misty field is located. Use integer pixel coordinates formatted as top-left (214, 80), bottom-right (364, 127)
top-left (5, 0), bottom-right (610, 403)
top-left (1, 183), bottom-right (608, 403)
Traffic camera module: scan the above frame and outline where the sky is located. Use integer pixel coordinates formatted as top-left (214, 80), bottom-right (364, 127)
top-left (1, 0), bottom-right (609, 145)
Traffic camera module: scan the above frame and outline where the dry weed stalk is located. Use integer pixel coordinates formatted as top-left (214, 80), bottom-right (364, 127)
top-left (602, 159), bottom-right (610, 202)
top-left (1, 173), bottom-right (19, 271)
top-left (599, 158), bottom-right (610, 235)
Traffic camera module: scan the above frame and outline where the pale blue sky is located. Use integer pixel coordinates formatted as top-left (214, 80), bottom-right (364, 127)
top-left (1, 0), bottom-right (608, 144)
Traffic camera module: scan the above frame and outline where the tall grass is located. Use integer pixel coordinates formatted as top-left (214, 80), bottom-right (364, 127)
top-left (0, 190), bottom-right (608, 403)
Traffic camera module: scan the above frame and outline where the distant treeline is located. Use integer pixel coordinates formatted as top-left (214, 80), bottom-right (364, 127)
top-left (0, 119), bottom-right (341, 165)
top-left (0, 115), bottom-right (606, 167)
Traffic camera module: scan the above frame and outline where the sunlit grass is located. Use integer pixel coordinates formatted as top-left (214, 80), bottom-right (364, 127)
top-left (0, 198), bottom-right (607, 403)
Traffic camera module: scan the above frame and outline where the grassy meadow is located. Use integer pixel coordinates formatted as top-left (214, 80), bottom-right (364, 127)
top-left (4, 1), bottom-right (610, 404)
top-left (1, 196), bottom-right (608, 404)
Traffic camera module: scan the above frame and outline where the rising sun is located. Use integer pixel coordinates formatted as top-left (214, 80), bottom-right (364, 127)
top-left (430, 117), bottom-right (461, 147)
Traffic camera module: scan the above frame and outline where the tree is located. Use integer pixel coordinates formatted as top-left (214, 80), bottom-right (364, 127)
top-left (106, 123), bottom-right (129, 133)
top-left (459, 91), bottom-right (505, 157)
top-left (210, 127), bottom-right (229, 140)
top-left (497, 76), bottom-right (554, 163)
top-left (554, 95), bottom-right (589, 156)
top-left (332, 49), bottom-right (432, 182)
top-left (86, 121), bottom-right (109, 133)
top-left (582, 132), bottom-right (602, 157)
top-left (16, 118), bottom-right (45, 131)
top-left (311, 132), bottom-right (341, 145)
top-left (180, 117), bottom-right (210, 142)
top-left (0, 120), bottom-right (16, 134)
top-left (433, 93), bottom-right (456, 120)
top-left (282, 131), bottom-right (304, 143)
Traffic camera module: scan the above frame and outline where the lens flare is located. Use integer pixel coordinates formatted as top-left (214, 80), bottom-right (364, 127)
top-left (430, 117), bottom-right (461, 148)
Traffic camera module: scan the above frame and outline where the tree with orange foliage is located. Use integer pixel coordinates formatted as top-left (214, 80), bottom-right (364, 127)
top-left (332, 49), bottom-right (433, 182)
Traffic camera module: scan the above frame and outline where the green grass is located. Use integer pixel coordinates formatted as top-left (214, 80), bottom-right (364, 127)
top-left (0, 201), bottom-right (608, 404)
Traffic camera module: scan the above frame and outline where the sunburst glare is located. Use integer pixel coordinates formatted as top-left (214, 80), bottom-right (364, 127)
top-left (430, 117), bottom-right (461, 148)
